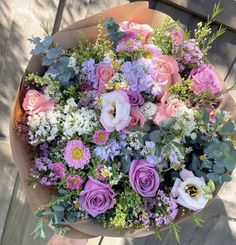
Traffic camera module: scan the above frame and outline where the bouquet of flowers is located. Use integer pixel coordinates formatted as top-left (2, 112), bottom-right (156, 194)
top-left (10, 2), bottom-right (236, 242)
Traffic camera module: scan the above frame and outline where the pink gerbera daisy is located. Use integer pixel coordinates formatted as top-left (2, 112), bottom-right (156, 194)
top-left (92, 129), bottom-right (110, 145)
top-left (66, 175), bottom-right (84, 190)
top-left (64, 140), bottom-right (91, 169)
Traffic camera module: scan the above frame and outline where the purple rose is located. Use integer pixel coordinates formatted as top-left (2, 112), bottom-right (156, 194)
top-left (189, 65), bottom-right (222, 95)
top-left (126, 91), bottom-right (144, 106)
top-left (129, 159), bottom-right (160, 197)
top-left (78, 176), bottom-right (115, 217)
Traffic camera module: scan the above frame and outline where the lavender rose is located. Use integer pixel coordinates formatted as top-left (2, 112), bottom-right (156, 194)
top-left (189, 65), bottom-right (222, 95)
top-left (129, 159), bottom-right (160, 197)
top-left (126, 90), bottom-right (144, 106)
top-left (78, 176), bottom-right (115, 217)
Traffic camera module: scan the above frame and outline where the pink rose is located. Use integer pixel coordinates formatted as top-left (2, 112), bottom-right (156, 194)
top-left (189, 65), bottom-right (222, 95)
top-left (153, 55), bottom-right (181, 95)
top-left (153, 93), bottom-right (186, 125)
top-left (22, 90), bottom-right (54, 114)
top-left (119, 21), bottom-right (153, 43)
top-left (128, 107), bottom-right (145, 128)
top-left (96, 64), bottom-right (114, 93)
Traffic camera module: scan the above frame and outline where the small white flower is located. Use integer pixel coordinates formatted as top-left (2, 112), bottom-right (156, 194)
top-left (139, 102), bottom-right (157, 120)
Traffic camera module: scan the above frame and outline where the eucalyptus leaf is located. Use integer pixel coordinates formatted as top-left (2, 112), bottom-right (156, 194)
top-left (220, 174), bottom-right (232, 182)
top-left (206, 172), bottom-right (220, 182)
top-left (42, 47), bottom-right (62, 66)
top-left (202, 109), bottom-right (209, 124)
top-left (52, 205), bottom-right (65, 212)
top-left (122, 156), bottom-right (131, 174)
top-left (58, 189), bottom-right (68, 196)
top-left (149, 130), bottom-right (160, 143)
top-left (65, 212), bottom-right (78, 222)
top-left (159, 118), bottom-right (176, 129)
top-left (213, 165), bottom-right (225, 174)
top-left (220, 122), bottom-right (235, 136)
top-left (52, 210), bottom-right (64, 225)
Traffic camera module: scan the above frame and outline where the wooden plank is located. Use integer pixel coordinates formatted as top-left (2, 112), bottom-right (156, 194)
top-left (52, 0), bottom-right (66, 34)
top-left (0, 142), bottom-right (17, 242)
top-left (0, 0), bottom-right (58, 141)
top-left (1, 175), bottom-right (52, 245)
top-left (85, 0), bottom-right (129, 18)
top-left (202, 216), bottom-right (236, 245)
top-left (159, 0), bottom-right (236, 31)
top-left (155, 1), bottom-right (236, 81)
top-left (60, 0), bottom-right (90, 30)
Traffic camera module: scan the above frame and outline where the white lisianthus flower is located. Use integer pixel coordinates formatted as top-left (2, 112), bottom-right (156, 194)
top-left (100, 90), bottom-right (131, 132)
top-left (171, 169), bottom-right (208, 211)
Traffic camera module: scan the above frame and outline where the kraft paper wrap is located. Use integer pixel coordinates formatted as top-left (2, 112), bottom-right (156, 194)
top-left (9, 1), bottom-right (236, 239)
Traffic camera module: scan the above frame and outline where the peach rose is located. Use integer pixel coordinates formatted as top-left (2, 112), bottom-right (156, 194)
top-left (119, 21), bottom-right (153, 43)
top-left (153, 93), bottom-right (186, 125)
top-left (128, 107), bottom-right (145, 128)
top-left (97, 64), bottom-right (114, 93)
top-left (22, 90), bottom-right (54, 114)
top-left (153, 55), bottom-right (181, 95)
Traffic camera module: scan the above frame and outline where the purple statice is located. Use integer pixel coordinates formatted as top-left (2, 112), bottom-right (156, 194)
top-left (116, 38), bottom-right (143, 52)
top-left (120, 58), bottom-right (155, 93)
top-left (30, 157), bottom-right (64, 186)
top-left (94, 139), bottom-right (121, 161)
top-left (39, 142), bottom-right (50, 157)
top-left (81, 58), bottom-right (98, 89)
top-left (172, 39), bottom-right (203, 71)
top-left (139, 190), bottom-right (178, 228)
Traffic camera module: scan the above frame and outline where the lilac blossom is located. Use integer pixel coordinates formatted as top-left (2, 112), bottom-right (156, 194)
top-left (139, 190), bottom-right (178, 227)
top-left (94, 139), bottom-right (121, 161)
top-left (172, 39), bottom-right (203, 71)
top-left (120, 58), bottom-right (156, 93)
top-left (30, 157), bottom-right (63, 186)
top-left (81, 58), bottom-right (98, 89)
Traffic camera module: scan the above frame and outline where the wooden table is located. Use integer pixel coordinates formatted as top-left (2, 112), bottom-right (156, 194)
top-left (0, 0), bottom-right (235, 244)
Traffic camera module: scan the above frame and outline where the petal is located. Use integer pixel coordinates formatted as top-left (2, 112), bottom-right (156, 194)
top-left (171, 178), bottom-right (182, 197)
top-left (180, 169), bottom-right (194, 181)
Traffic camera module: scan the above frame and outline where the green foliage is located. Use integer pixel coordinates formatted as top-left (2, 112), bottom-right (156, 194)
top-left (28, 36), bottom-right (53, 55)
top-left (66, 17), bottom-right (113, 64)
top-left (170, 221), bottom-right (181, 243)
top-left (188, 110), bottom-right (235, 184)
top-left (26, 73), bottom-right (61, 94)
top-left (28, 36), bottom-right (76, 85)
top-left (169, 79), bottom-right (193, 102)
top-left (194, 3), bottom-right (226, 57)
top-left (152, 18), bottom-right (179, 55)
top-left (169, 79), bottom-right (220, 107)
top-left (108, 185), bottom-right (143, 229)
top-left (154, 229), bottom-right (162, 240)
top-left (103, 17), bottom-right (125, 42)
top-left (201, 179), bottom-right (216, 200)
top-left (187, 211), bottom-right (204, 227)
top-left (31, 220), bottom-right (46, 239)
